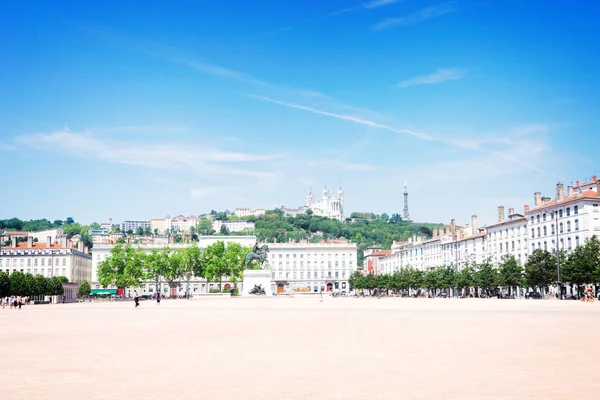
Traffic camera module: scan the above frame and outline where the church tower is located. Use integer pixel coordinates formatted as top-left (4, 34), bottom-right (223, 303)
top-left (322, 185), bottom-right (329, 199)
top-left (337, 187), bottom-right (344, 206)
top-left (305, 187), bottom-right (313, 207)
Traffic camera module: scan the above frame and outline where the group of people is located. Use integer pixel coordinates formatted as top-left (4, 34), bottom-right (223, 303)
top-left (1, 296), bottom-right (30, 309)
top-left (132, 291), bottom-right (161, 308)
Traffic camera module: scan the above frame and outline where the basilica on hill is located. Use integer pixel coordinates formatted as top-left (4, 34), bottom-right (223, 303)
top-left (301, 186), bottom-right (344, 221)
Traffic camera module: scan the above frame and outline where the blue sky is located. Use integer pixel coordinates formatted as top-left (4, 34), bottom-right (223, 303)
top-left (1, 0), bottom-right (599, 226)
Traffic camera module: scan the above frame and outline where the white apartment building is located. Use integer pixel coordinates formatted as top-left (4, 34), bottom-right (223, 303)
top-left (233, 208), bottom-right (266, 218)
top-left (212, 220), bottom-right (255, 233)
top-left (527, 181), bottom-right (600, 255)
top-left (121, 220), bottom-right (150, 233)
top-left (486, 207), bottom-right (528, 265)
top-left (266, 240), bottom-right (358, 294)
top-left (0, 236), bottom-right (92, 284)
top-left (90, 236), bottom-right (257, 296)
top-left (150, 215), bottom-right (202, 234)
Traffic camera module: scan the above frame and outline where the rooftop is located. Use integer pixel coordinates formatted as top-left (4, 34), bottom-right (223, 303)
top-left (529, 189), bottom-right (599, 213)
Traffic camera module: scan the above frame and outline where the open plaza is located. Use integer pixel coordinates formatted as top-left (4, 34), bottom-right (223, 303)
top-left (2, 297), bottom-right (600, 399)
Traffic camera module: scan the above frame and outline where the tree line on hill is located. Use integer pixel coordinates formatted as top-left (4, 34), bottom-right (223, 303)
top-left (1, 217), bottom-right (95, 249)
top-left (0, 272), bottom-right (67, 298)
top-left (350, 236), bottom-right (600, 296)
top-left (251, 210), bottom-right (441, 266)
top-left (98, 241), bottom-right (255, 296)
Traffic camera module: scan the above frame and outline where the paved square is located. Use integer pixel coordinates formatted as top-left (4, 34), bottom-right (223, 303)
top-left (2, 297), bottom-right (599, 399)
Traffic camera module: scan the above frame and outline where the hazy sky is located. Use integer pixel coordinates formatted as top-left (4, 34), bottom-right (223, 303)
top-left (1, 0), bottom-right (599, 227)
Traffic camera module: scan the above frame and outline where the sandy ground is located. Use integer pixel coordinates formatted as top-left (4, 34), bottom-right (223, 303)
top-left (1, 296), bottom-right (600, 400)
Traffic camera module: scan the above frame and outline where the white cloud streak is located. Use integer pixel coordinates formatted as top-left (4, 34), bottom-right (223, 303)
top-left (245, 94), bottom-right (434, 140)
top-left (0, 142), bottom-right (16, 151)
top-left (16, 130), bottom-right (282, 179)
top-left (398, 68), bottom-right (464, 88)
top-left (363, 0), bottom-right (400, 9)
top-left (373, 2), bottom-right (456, 30)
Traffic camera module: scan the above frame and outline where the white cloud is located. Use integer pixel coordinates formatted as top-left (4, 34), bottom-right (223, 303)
top-left (307, 160), bottom-right (379, 172)
top-left (398, 68), bottom-right (464, 88)
top-left (246, 94), bottom-right (434, 140)
top-left (16, 130), bottom-right (282, 179)
top-left (373, 2), bottom-right (456, 30)
top-left (363, 0), bottom-right (400, 9)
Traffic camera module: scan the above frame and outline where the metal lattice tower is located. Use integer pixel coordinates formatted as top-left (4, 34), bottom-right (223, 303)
top-left (403, 181), bottom-right (411, 221)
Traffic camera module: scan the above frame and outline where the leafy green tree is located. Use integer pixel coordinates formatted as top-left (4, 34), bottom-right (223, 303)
top-left (224, 243), bottom-right (252, 288)
top-left (219, 225), bottom-right (230, 236)
top-left (524, 249), bottom-right (557, 291)
top-left (202, 241), bottom-right (229, 290)
top-left (98, 244), bottom-right (146, 294)
top-left (0, 271), bottom-right (10, 297)
top-left (456, 265), bottom-right (475, 295)
top-left (164, 248), bottom-right (183, 293)
top-left (563, 236), bottom-right (600, 292)
top-left (475, 258), bottom-right (498, 295)
top-left (9, 271), bottom-right (26, 296)
top-left (48, 276), bottom-right (65, 296)
top-left (33, 274), bottom-right (48, 296)
top-left (498, 255), bottom-right (524, 296)
top-left (146, 248), bottom-right (168, 296)
top-left (78, 280), bottom-right (91, 297)
top-left (23, 273), bottom-right (35, 296)
top-left (144, 226), bottom-right (152, 236)
top-left (127, 229), bottom-right (134, 235)
top-left (180, 246), bottom-right (203, 297)
top-left (65, 217), bottom-right (75, 225)
top-left (136, 227), bottom-right (144, 236)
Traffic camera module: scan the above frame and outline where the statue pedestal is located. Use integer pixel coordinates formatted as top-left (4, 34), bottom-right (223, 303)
top-left (241, 270), bottom-right (273, 296)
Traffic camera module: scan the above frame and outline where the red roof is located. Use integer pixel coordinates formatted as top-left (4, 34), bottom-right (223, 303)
top-left (2, 231), bottom-right (28, 236)
top-left (368, 250), bottom-right (392, 257)
top-left (529, 189), bottom-right (599, 212)
top-left (3, 242), bottom-right (67, 250)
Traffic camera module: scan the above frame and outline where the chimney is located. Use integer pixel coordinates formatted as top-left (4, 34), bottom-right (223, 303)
top-left (445, 225), bottom-right (450, 235)
top-left (498, 206), bottom-right (505, 223)
top-left (593, 175), bottom-right (597, 183)
top-left (27, 236), bottom-right (33, 248)
top-left (534, 192), bottom-right (542, 207)
top-left (508, 208), bottom-right (515, 217)
top-left (524, 205), bottom-right (530, 214)
top-left (61, 236), bottom-right (68, 247)
top-left (78, 242), bottom-right (84, 252)
top-left (471, 215), bottom-right (478, 233)
top-left (576, 180), bottom-right (580, 188)
top-left (11, 236), bottom-right (17, 248)
top-left (47, 236), bottom-right (52, 248)
top-left (433, 227), bottom-right (438, 238)
top-left (596, 180), bottom-right (600, 195)
top-left (567, 185), bottom-right (573, 196)
top-left (556, 183), bottom-right (565, 201)
top-left (451, 219), bottom-right (456, 236)
top-left (412, 234), bottom-right (417, 242)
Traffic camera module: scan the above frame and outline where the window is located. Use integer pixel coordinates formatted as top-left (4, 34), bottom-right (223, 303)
top-left (595, 204), bottom-right (599, 212)
top-left (544, 242), bottom-right (547, 251)
top-left (560, 238), bottom-right (564, 249)
top-left (566, 207), bottom-right (571, 216)
top-left (335, 271), bottom-right (339, 278)
top-left (551, 224), bottom-right (555, 235)
top-left (531, 216), bottom-right (534, 223)
top-left (500, 243), bottom-right (503, 252)
top-left (27, 259), bottom-right (31, 267)
top-left (559, 210), bottom-right (563, 218)
top-left (543, 226), bottom-right (547, 236)
top-left (560, 223), bottom-right (563, 233)
top-left (576, 236), bottom-right (580, 247)
top-left (34, 258), bottom-right (38, 266)
top-left (41, 258), bottom-right (45, 266)
top-left (543, 213), bottom-right (547, 221)
top-left (567, 221), bottom-right (571, 232)
top-left (536, 215), bottom-right (540, 223)
top-left (574, 205), bottom-right (579, 214)
top-left (537, 227), bottom-right (541, 237)
top-left (567, 237), bottom-right (572, 250)
top-left (551, 212), bottom-right (555, 219)
top-left (531, 228), bottom-right (535, 238)
top-left (532, 243), bottom-right (535, 250)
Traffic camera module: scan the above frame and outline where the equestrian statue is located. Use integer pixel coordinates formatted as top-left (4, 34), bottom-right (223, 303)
top-left (243, 243), bottom-right (269, 269)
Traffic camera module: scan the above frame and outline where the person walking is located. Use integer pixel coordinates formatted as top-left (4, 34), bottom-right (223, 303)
top-left (1, 297), bottom-right (6, 309)
top-left (134, 290), bottom-right (139, 308)
top-left (156, 292), bottom-right (161, 306)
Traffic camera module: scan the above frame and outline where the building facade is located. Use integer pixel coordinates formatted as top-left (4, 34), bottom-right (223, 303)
top-left (212, 220), bottom-right (255, 233)
top-left (266, 240), bottom-right (358, 294)
top-left (0, 236), bottom-right (92, 284)
top-left (120, 220), bottom-right (151, 233)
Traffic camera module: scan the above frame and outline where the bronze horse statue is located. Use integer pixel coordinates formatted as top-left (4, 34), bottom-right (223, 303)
top-left (243, 244), bottom-right (269, 269)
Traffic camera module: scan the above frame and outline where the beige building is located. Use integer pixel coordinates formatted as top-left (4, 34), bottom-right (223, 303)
top-left (0, 236), bottom-right (92, 284)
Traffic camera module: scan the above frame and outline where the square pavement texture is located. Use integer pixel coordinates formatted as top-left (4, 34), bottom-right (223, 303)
top-left (2, 297), bottom-right (599, 399)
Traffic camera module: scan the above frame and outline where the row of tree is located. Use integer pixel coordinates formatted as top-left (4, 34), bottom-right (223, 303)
top-left (0, 272), bottom-right (67, 298)
top-left (350, 237), bottom-right (600, 295)
top-left (98, 242), bottom-right (255, 295)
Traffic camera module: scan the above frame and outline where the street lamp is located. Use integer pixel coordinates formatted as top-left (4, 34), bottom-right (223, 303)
top-left (554, 195), bottom-right (562, 299)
